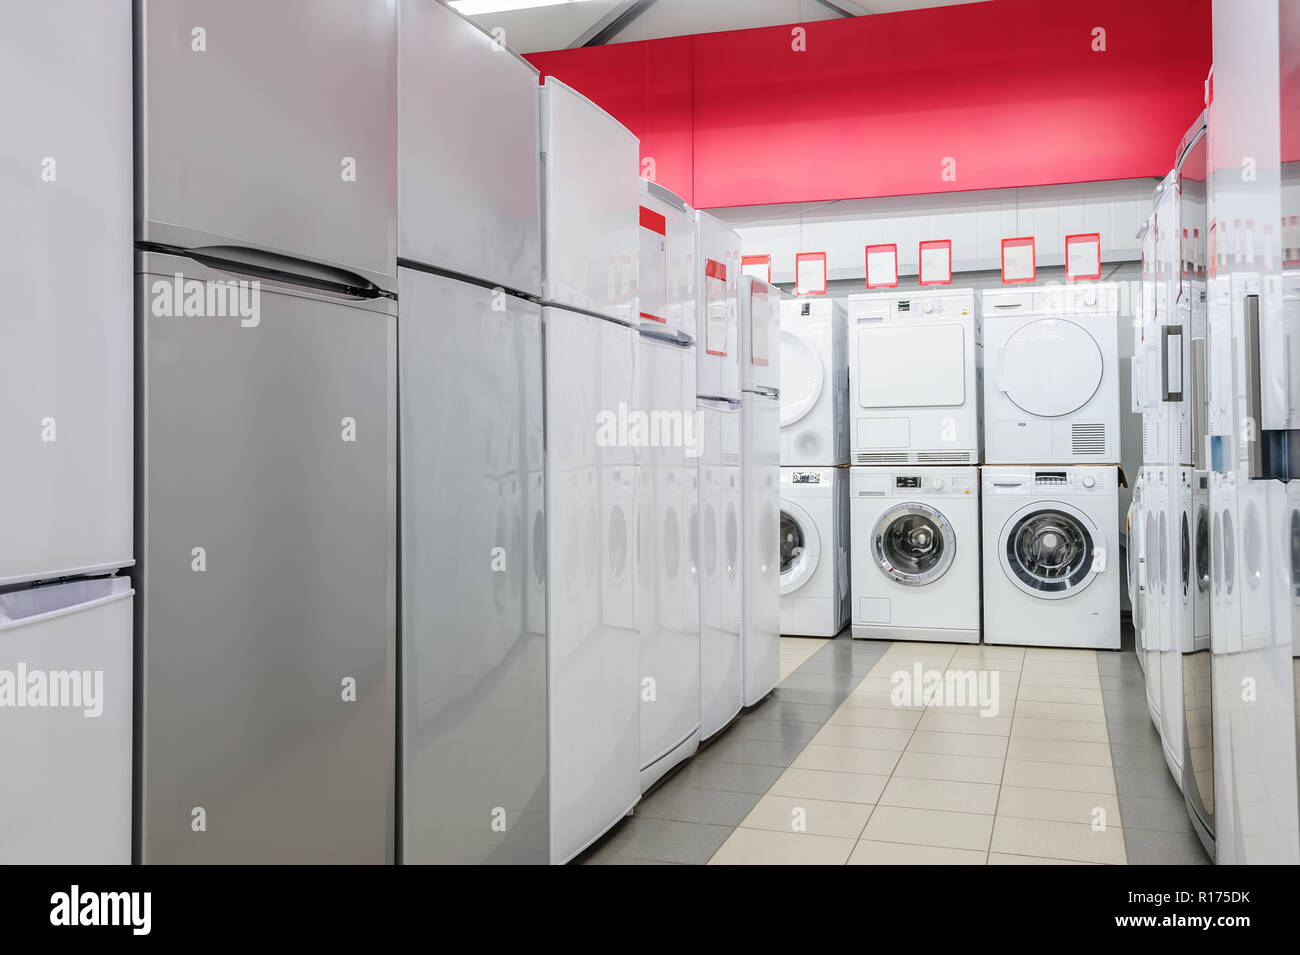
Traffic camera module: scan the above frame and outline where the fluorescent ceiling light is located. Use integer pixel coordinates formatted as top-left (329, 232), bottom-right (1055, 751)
top-left (449, 0), bottom-right (597, 16)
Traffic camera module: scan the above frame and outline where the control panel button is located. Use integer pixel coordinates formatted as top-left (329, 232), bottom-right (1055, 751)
top-left (1082, 475), bottom-right (1097, 489)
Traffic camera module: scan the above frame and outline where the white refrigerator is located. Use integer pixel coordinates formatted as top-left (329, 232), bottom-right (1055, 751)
top-left (0, 0), bottom-right (134, 864)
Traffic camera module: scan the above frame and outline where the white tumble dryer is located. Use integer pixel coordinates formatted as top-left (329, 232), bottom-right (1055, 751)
top-left (739, 275), bottom-right (781, 706)
top-left (779, 297), bottom-right (848, 467)
top-left (847, 288), bottom-right (981, 466)
top-left (849, 466), bottom-right (981, 643)
top-left (780, 467), bottom-right (849, 637)
top-left (981, 465), bottom-right (1120, 649)
top-left (982, 285), bottom-right (1121, 465)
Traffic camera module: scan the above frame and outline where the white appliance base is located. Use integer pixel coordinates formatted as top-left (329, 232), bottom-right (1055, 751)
top-left (639, 727), bottom-right (701, 794)
top-left (851, 624), bottom-right (979, 644)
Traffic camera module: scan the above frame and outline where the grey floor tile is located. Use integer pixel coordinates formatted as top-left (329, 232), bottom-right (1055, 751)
top-left (726, 718), bottom-right (823, 746)
top-left (1117, 794), bottom-right (1199, 833)
top-left (669, 758), bottom-right (786, 795)
top-left (1122, 826), bottom-right (1212, 865)
top-left (1113, 764), bottom-right (1185, 801)
top-left (1109, 741), bottom-right (1171, 770)
top-left (744, 700), bottom-right (837, 724)
top-left (696, 735), bottom-right (808, 767)
top-left (769, 686), bottom-right (848, 707)
top-left (590, 817), bottom-right (734, 865)
top-left (776, 671), bottom-right (862, 693)
top-left (795, 656), bottom-right (879, 677)
top-left (1105, 718), bottom-right (1162, 746)
top-left (634, 785), bottom-right (763, 827)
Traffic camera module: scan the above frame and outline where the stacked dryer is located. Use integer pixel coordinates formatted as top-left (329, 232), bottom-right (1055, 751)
top-left (846, 289), bottom-right (983, 643)
top-left (778, 298), bottom-right (851, 638)
top-left (980, 284), bottom-right (1122, 649)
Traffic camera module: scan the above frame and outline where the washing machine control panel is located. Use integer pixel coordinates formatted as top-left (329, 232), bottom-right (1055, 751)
top-left (885, 473), bottom-right (975, 495)
top-left (792, 470), bottom-right (823, 485)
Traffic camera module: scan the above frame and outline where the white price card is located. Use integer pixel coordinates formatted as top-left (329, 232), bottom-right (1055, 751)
top-left (1001, 236), bottom-right (1036, 284)
top-left (704, 259), bottom-right (728, 355)
top-left (795, 252), bottom-right (826, 296)
top-left (750, 282), bottom-right (770, 366)
top-left (865, 244), bottom-right (898, 289)
top-left (1065, 232), bottom-right (1102, 281)
top-left (742, 254), bottom-right (771, 283)
top-left (918, 240), bottom-right (952, 285)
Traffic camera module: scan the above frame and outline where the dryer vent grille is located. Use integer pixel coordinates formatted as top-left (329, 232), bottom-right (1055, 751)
top-left (1071, 423), bottom-right (1107, 455)
top-left (855, 452), bottom-right (908, 465)
top-left (917, 451), bottom-right (974, 464)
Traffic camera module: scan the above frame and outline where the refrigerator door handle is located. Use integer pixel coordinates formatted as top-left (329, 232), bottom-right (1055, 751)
top-left (183, 245), bottom-right (390, 301)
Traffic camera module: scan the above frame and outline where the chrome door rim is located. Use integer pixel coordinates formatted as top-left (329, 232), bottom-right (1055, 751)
top-left (872, 502), bottom-right (956, 587)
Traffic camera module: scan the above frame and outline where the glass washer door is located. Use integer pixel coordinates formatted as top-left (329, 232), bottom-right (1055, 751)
top-left (779, 500), bottom-right (821, 594)
top-left (1000, 501), bottom-right (1101, 599)
top-left (872, 502), bottom-right (956, 586)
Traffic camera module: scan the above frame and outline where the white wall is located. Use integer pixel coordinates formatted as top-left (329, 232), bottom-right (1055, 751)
top-left (710, 178), bottom-right (1157, 283)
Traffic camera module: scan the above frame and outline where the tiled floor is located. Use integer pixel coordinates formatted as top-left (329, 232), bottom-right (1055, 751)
top-left (582, 626), bottom-right (1211, 865)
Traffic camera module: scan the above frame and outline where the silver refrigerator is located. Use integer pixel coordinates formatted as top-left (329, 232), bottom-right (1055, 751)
top-left (396, 0), bottom-right (548, 864)
top-left (0, 0), bottom-right (134, 865)
top-left (134, 0), bottom-right (398, 863)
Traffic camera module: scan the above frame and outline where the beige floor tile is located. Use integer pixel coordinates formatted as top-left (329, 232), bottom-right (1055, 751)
top-left (848, 839), bottom-right (986, 865)
top-left (1012, 668), bottom-right (1101, 689)
top-left (739, 795), bottom-right (875, 839)
top-left (893, 750), bottom-right (1006, 785)
top-left (917, 710), bottom-right (1013, 736)
top-left (861, 805), bottom-right (994, 851)
top-left (1020, 659), bottom-right (1101, 677)
top-left (907, 730), bottom-right (1009, 759)
top-left (1013, 700), bottom-right (1107, 723)
top-left (768, 768), bottom-right (889, 804)
top-left (996, 785), bottom-right (1123, 828)
top-left (987, 852), bottom-right (1097, 865)
top-left (1001, 758), bottom-right (1117, 795)
top-left (1007, 736), bottom-right (1113, 767)
top-left (1023, 647), bottom-right (1099, 663)
top-left (925, 702), bottom-right (1015, 719)
top-left (1011, 716), bottom-right (1110, 743)
top-left (708, 827), bottom-right (855, 865)
top-left (1015, 684), bottom-right (1105, 706)
top-left (950, 645), bottom-right (1025, 663)
top-left (840, 691), bottom-right (924, 711)
top-left (827, 706), bottom-right (923, 729)
top-left (792, 744), bottom-right (902, 776)
top-left (879, 776), bottom-right (1000, 814)
top-left (990, 816), bottom-right (1126, 865)
top-left (850, 676), bottom-right (909, 693)
top-left (811, 723), bottom-right (915, 751)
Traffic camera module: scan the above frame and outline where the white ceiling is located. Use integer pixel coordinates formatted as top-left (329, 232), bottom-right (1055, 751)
top-left (460, 0), bottom-right (992, 55)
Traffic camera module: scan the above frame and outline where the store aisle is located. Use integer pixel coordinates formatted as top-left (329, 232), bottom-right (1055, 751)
top-left (582, 629), bottom-right (1210, 865)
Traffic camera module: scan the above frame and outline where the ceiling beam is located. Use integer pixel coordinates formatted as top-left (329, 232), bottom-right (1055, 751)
top-left (569, 0), bottom-right (659, 48)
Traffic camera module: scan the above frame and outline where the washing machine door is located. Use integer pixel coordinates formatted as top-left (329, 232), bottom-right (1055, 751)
top-left (779, 328), bottom-right (823, 428)
top-left (995, 318), bottom-right (1103, 417)
top-left (1000, 501), bottom-right (1102, 599)
top-left (779, 499), bottom-right (822, 595)
top-left (872, 502), bottom-right (956, 586)
top-left (1180, 506), bottom-right (1191, 602)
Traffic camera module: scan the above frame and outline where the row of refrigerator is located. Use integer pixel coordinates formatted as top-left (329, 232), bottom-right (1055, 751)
top-left (0, 0), bottom-right (783, 865)
top-left (1129, 0), bottom-right (1300, 864)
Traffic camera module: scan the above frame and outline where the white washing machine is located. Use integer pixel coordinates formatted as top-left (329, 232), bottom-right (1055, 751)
top-left (779, 296), bottom-right (848, 467)
top-left (1209, 469), bottom-right (1241, 654)
top-left (981, 465), bottom-right (1120, 649)
top-left (849, 466), bottom-right (981, 643)
top-left (847, 288), bottom-right (981, 466)
top-left (1143, 465), bottom-right (1168, 728)
top-left (981, 284), bottom-right (1121, 465)
top-left (780, 467), bottom-right (850, 637)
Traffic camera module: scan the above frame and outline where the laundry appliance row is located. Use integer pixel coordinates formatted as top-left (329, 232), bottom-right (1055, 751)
top-left (840, 286), bottom-right (1122, 650)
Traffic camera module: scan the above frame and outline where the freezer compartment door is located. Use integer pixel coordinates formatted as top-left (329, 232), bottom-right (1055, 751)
top-left (136, 267), bottom-right (397, 863)
top-left (540, 79), bottom-right (639, 324)
top-left (397, 0), bottom-right (541, 296)
top-left (0, 0), bottom-right (132, 585)
top-left (136, 0), bottom-right (397, 290)
top-left (398, 268), bottom-right (547, 863)
top-left (0, 577), bottom-right (132, 864)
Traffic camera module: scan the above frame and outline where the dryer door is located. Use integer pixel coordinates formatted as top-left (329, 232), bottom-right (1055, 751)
top-left (872, 502), bottom-right (956, 586)
top-left (1000, 501), bottom-right (1103, 599)
top-left (779, 328), bottom-right (824, 428)
top-left (779, 499), bottom-right (822, 595)
top-left (995, 319), bottom-right (1103, 417)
